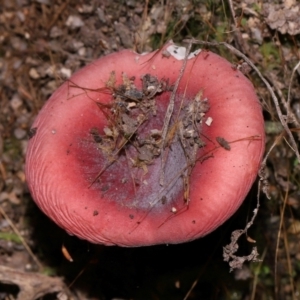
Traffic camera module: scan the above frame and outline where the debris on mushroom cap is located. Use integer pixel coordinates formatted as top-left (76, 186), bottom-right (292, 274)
top-left (165, 44), bottom-right (202, 60)
top-left (205, 116), bottom-right (213, 126)
top-left (25, 42), bottom-right (265, 247)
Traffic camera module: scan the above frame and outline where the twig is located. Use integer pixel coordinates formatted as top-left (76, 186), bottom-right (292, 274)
top-left (89, 115), bottom-right (146, 187)
top-left (46, 0), bottom-right (70, 31)
top-left (159, 41), bottom-right (192, 186)
top-left (266, 72), bottom-right (300, 131)
top-left (183, 38), bottom-right (300, 163)
top-left (0, 206), bottom-right (43, 271)
top-left (274, 186), bottom-right (290, 297)
top-left (282, 212), bottom-right (296, 300)
top-left (287, 60), bottom-right (300, 107)
top-left (131, 134), bottom-right (261, 232)
top-left (227, 0), bottom-right (237, 28)
top-left (222, 114), bottom-right (285, 271)
top-left (0, 265), bottom-right (67, 300)
top-left (287, 60), bottom-right (300, 134)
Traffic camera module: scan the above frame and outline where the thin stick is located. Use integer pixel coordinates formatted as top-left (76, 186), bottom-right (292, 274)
top-left (287, 60), bottom-right (300, 134)
top-left (0, 206), bottom-right (43, 271)
top-left (274, 189), bottom-right (289, 298)
top-left (227, 0), bottom-right (237, 28)
top-left (287, 60), bottom-right (300, 107)
top-left (282, 215), bottom-right (296, 300)
top-left (183, 38), bottom-right (300, 163)
top-left (159, 41), bottom-right (192, 186)
top-left (266, 72), bottom-right (300, 131)
top-left (130, 134), bottom-right (262, 232)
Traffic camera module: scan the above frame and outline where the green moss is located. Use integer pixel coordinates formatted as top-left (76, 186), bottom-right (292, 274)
top-left (3, 137), bottom-right (22, 161)
top-left (0, 232), bottom-right (22, 244)
top-left (260, 42), bottom-right (280, 69)
top-left (42, 266), bottom-right (58, 276)
top-left (240, 17), bottom-right (247, 27)
top-left (253, 3), bottom-right (262, 14)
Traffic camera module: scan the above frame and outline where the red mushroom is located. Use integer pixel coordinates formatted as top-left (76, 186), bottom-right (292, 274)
top-left (25, 42), bottom-right (265, 247)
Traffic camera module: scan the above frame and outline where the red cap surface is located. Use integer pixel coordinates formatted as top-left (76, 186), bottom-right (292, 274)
top-left (26, 42), bottom-right (265, 246)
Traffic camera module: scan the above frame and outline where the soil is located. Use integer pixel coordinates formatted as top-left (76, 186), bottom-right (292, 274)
top-left (1, 0), bottom-right (300, 299)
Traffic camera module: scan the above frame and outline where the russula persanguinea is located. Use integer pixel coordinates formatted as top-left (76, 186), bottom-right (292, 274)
top-left (26, 42), bottom-right (265, 247)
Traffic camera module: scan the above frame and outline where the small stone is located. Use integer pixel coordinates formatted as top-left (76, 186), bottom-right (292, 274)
top-left (97, 8), bottom-right (106, 23)
top-left (29, 68), bottom-right (40, 79)
top-left (71, 40), bottom-right (84, 51)
top-left (35, 0), bottom-right (50, 4)
top-left (65, 15), bottom-right (84, 29)
top-left (11, 36), bottom-right (27, 51)
top-left (16, 11), bottom-right (25, 22)
top-left (25, 263), bottom-right (33, 271)
top-left (10, 94), bottom-right (23, 110)
top-left (14, 128), bottom-right (27, 140)
top-left (13, 59), bottom-right (22, 70)
top-left (45, 65), bottom-right (56, 77)
top-left (50, 26), bottom-right (63, 38)
top-left (126, 0), bottom-right (136, 8)
top-left (24, 32), bottom-right (30, 39)
top-left (59, 67), bottom-right (71, 79)
top-left (77, 4), bottom-right (94, 14)
top-left (78, 47), bottom-right (86, 56)
top-left (57, 292), bottom-right (68, 300)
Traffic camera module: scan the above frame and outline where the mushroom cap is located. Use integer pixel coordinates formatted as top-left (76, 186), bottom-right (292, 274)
top-left (26, 42), bottom-right (265, 246)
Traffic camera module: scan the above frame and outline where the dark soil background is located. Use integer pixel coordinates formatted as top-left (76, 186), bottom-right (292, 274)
top-left (1, 0), bottom-right (300, 299)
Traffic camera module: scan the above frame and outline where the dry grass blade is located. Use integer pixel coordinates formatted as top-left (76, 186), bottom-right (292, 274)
top-left (0, 207), bottom-right (43, 271)
top-left (288, 60), bottom-right (300, 108)
top-left (282, 214), bottom-right (296, 300)
top-left (287, 60), bottom-right (300, 135)
top-left (275, 187), bottom-right (291, 298)
top-left (250, 248), bottom-right (267, 300)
